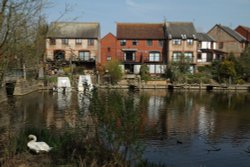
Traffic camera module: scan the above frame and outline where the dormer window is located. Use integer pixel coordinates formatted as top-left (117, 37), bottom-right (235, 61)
top-left (181, 34), bottom-right (187, 39)
top-left (173, 39), bottom-right (181, 45)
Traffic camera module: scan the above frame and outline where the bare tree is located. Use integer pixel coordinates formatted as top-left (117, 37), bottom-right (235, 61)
top-left (0, 0), bottom-right (47, 85)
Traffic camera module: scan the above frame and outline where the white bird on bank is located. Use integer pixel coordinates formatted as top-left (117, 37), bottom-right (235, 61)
top-left (27, 134), bottom-right (52, 153)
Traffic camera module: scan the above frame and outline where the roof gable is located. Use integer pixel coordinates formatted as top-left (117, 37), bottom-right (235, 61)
top-left (101, 33), bottom-right (117, 42)
top-left (116, 23), bottom-right (165, 40)
top-left (209, 24), bottom-right (246, 42)
top-left (47, 22), bottom-right (100, 39)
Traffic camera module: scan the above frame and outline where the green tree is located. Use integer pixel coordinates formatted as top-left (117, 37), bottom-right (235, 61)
top-left (218, 60), bottom-right (236, 83)
top-left (105, 60), bottom-right (123, 84)
top-left (239, 46), bottom-right (250, 81)
top-left (166, 54), bottom-right (191, 83)
top-left (139, 64), bottom-right (150, 82)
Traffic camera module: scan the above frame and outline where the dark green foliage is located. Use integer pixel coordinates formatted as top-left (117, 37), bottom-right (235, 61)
top-left (140, 64), bottom-right (151, 82)
top-left (105, 60), bottom-right (123, 84)
top-left (239, 46), bottom-right (250, 80)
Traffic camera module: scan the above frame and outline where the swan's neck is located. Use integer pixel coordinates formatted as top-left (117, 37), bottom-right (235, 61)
top-left (29, 135), bottom-right (37, 142)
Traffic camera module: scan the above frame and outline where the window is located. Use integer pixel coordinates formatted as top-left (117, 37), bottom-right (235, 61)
top-left (124, 51), bottom-right (135, 61)
top-left (49, 38), bottom-right (56, 45)
top-left (207, 53), bottom-right (213, 62)
top-left (149, 52), bottom-right (160, 61)
top-left (75, 39), bottom-right (82, 45)
top-left (219, 42), bottom-right (224, 49)
top-left (172, 52), bottom-right (182, 62)
top-left (120, 40), bottom-right (126, 46)
top-left (88, 39), bottom-right (94, 46)
top-left (132, 40), bottom-right (138, 46)
top-left (173, 39), bottom-right (181, 45)
top-left (187, 39), bottom-right (193, 45)
top-left (79, 51), bottom-right (90, 61)
top-left (147, 40), bottom-right (152, 46)
top-left (184, 52), bottom-right (193, 62)
top-left (62, 38), bottom-right (68, 45)
top-left (158, 40), bottom-right (163, 47)
top-left (107, 55), bottom-right (111, 61)
top-left (197, 54), bottom-right (202, 60)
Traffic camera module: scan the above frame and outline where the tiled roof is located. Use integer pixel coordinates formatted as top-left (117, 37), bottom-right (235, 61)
top-left (116, 23), bottom-right (165, 40)
top-left (235, 25), bottom-right (250, 41)
top-left (166, 22), bottom-right (197, 39)
top-left (217, 24), bottom-right (246, 42)
top-left (47, 22), bottom-right (100, 38)
top-left (197, 33), bottom-right (215, 42)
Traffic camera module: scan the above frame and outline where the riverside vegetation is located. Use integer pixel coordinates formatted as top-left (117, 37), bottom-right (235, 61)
top-left (1, 90), bottom-right (165, 167)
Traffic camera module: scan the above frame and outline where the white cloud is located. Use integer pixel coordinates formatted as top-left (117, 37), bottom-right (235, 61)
top-left (125, 0), bottom-right (137, 7)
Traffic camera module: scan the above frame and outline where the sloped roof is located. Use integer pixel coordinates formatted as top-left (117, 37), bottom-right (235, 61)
top-left (216, 24), bottom-right (246, 42)
top-left (116, 23), bottom-right (165, 40)
top-left (235, 25), bottom-right (250, 41)
top-left (197, 33), bottom-right (215, 42)
top-left (47, 22), bottom-right (100, 38)
top-left (166, 22), bottom-right (197, 39)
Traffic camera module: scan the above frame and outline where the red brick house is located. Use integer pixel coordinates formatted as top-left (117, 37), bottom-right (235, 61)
top-left (100, 33), bottom-right (117, 65)
top-left (235, 25), bottom-right (250, 45)
top-left (116, 23), bottom-right (166, 74)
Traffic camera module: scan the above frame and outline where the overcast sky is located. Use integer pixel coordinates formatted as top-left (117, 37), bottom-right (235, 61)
top-left (44, 0), bottom-right (250, 37)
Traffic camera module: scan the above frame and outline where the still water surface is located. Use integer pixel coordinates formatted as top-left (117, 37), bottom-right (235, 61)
top-left (1, 90), bottom-right (250, 166)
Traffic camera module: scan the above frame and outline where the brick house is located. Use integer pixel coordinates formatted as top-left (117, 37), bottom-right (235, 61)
top-left (208, 24), bottom-right (246, 57)
top-left (235, 25), bottom-right (250, 45)
top-left (166, 22), bottom-right (198, 72)
top-left (116, 23), bottom-right (166, 74)
top-left (100, 33), bottom-right (117, 65)
top-left (46, 22), bottom-right (100, 72)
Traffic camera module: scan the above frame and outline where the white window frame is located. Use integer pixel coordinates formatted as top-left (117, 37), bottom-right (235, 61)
top-left (187, 39), bottom-right (193, 45)
top-left (172, 39), bottom-right (181, 45)
top-left (149, 52), bottom-right (160, 61)
top-left (79, 51), bottom-right (90, 61)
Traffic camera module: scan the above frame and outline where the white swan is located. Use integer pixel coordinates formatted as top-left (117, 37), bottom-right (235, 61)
top-left (27, 134), bottom-right (52, 153)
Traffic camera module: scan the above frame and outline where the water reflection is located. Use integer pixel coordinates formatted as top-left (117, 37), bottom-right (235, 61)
top-left (1, 90), bottom-right (250, 166)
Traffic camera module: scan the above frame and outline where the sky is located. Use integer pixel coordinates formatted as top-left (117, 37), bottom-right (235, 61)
top-left (44, 0), bottom-right (250, 37)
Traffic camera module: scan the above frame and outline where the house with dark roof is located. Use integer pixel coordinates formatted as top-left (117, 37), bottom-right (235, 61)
top-left (208, 24), bottom-right (246, 57)
top-left (166, 22), bottom-right (198, 72)
top-left (235, 25), bottom-right (250, 44)
top-left (46, 22), bottom-right (100, 73)
top-left (196, 33), bottom-right (225, 66)
top-left (116, 23), bottom-right (166, 74)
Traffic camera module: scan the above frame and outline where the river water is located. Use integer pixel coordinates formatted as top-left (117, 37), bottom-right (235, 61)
top-left (1, 90), bottom-right (250, 166)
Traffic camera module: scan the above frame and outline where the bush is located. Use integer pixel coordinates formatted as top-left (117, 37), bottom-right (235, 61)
top-left (140, 64), bottom-right (151, 82)
top-left (105, 60), bottom-right (123, 84)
